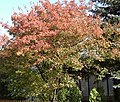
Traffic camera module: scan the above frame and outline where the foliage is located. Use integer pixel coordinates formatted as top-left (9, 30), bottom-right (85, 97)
top-left (0, 34), bottom-right (8, 48)
top-left (0, 0), bottom-right (120, 100)
top-left (89, 88), bottom-right (101, 102)
top-left (0, 74), bottom-right (10, 99)
top-left (91, 1), bottom-right (120, 101)
top-left (57, 86), bottom-right (82, 102)
top-left (111, 70), bottom-right (120, 88)
top-left (91, 0), bottom-right (120, 24)
top-left (4, 59), bottom-right (75, 99)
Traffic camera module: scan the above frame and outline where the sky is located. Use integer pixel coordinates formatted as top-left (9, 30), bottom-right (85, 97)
top-left (0, 0), bottom-right (88, 36)
top-left (0, 0), bottom-right (58, 23)
top-left (0, 0), bottom-right (58, 35)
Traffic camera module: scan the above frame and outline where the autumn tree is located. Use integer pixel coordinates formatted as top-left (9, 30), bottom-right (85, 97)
top-left (0, 0), bottom-right (119, 101)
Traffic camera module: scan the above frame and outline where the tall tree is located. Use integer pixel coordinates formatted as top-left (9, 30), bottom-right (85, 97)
top-left (0, 0), bottom-right (120, 101)
top-left (0, 0), bottom-right (103, 100)
top-left (91, 0), bottom-right (120, 24)
top-left (91, 0), bottom-right (120, 101)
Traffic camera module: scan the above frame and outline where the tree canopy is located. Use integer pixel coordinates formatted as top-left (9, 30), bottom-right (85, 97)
top-left (0, 0), bottom-right (120, 101)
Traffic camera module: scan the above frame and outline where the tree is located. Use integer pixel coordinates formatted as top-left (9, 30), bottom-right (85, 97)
top-left (0, 0), bottom-right (103, 100)
top-left (91, 0), bottom-right (120, 24)
top-left (91, 0), bottom-right (120, 101)
top-left (0, 0), bottom-right (120, 101)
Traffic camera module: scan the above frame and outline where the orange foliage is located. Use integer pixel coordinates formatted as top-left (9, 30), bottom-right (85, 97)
top-left (0, 34), bottom-right (8, 46)
top-left (0, 0), bottom-right (103, 61)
